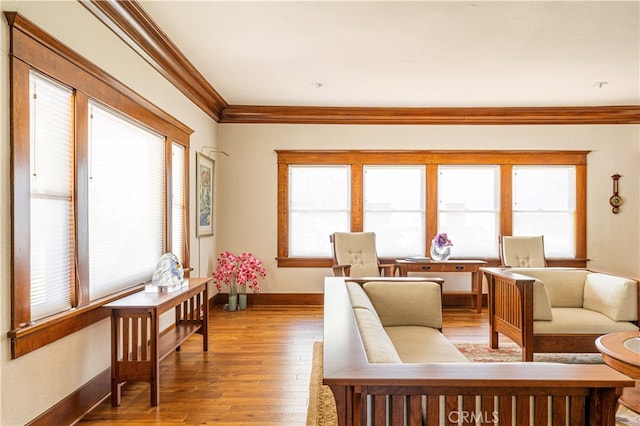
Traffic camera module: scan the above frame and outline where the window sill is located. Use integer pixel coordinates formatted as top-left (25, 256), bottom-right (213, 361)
top-left (7, 284), bottom-right (144, 359)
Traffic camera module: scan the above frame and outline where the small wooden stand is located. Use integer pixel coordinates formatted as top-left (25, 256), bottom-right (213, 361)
top-left (395, 259), bottom-right (487, 312)
top-left (105, 277), bottom-right (210, 406)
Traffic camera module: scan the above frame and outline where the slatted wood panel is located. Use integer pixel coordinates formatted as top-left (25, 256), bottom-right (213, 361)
top-left (358, 390), bottom-right (588, 426)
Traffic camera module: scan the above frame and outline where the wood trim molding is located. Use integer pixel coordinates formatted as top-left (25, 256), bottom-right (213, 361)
top-left (221, 104), bottom-right (640, 125)
top-left (76, 1), bottom-right (640, 125)
top-left (79, 0), bottom-right (228, 121)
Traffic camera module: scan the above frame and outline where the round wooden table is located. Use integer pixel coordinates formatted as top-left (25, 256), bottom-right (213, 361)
top-left (596, 331), bottom-right (640, 413)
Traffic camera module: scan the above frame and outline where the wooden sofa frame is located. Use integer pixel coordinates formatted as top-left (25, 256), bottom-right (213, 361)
top-left (482, 267), bottom-right (640, 362)
top-left (323, 278), bottom-right (633, 426)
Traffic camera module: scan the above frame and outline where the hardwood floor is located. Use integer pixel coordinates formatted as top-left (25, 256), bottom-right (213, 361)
top-left (78, 305), bottom-right (489, 425)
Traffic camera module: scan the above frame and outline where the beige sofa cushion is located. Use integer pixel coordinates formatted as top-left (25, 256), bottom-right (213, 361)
top-left (384, 326), bottom-right (469, 363)
top-left (510, 268), bottom-right (588, 308)
top-left (583, 273), bottom-right (638, 321)
top-left (533, 308), bottom-right (639, 334)
top-left (533, 279), bottom-right (553, 320)
top-left (346, 282), bottom-right (381, 322)
top-left (353, 308), bottom-right (402, 363)
top-left (363, 281), bottom-right (442, 328)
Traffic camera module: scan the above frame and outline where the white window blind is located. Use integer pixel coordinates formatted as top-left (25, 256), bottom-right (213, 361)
top-left (171, 142), bottom-right (185, 264)
top-left (289, 165), bottom-right (350, 257)
top-left (88, 102), bottom-right (165, 300)
top-left (437, 165), bottom-right (500, 257)
top-left (513, 165), bottom-right (576, 257)
top-left (29, 71), bottom-right (74, 320)
top-left (364, 165), bottom-right (425, 256)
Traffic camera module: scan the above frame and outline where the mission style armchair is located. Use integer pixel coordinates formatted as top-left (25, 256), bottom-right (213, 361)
top-left (330, 232), bottom-right (395, 277)
top-left (482, 267), bottom-right (639, 361)
top-left (499, 235), bottom-right (547, 267)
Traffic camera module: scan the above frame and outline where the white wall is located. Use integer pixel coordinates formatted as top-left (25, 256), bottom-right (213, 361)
top-left (218, 123), bottom-right (640, 292)
top-left (0, 2), bottom-right (219, 424)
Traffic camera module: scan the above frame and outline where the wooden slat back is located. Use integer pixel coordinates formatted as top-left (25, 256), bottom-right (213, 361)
top-left (358, 388), bottom-right (592, 426)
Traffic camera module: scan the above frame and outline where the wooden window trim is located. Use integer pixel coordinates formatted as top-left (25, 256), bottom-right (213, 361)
top-left (6, 12), bottom-right (193, 358)
top-left (276, 150), bottom-right (588, 268)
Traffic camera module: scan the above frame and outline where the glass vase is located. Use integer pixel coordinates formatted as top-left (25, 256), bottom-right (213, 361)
top-left (238, 285), bottom-right (247, 310)
top-left (430, 245), bottom-right (451, 261)
top-left (228, 280), bottom-right (238, 312)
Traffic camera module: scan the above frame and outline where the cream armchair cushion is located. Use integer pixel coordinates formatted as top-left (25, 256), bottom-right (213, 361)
top-left (509, 268), bottom-right (588, 307)
top-left (500, 236), bottom-right (546, 267)
top-left (332, 232), bottom-right (381, 276)
top-left (583, 273), bottom-right (638, 321)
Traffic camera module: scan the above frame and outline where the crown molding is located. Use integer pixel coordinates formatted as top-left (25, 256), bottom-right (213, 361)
top-left (79, 1), bottom-right (640, 125)
top-left (220, 105), bottom-right (640, 125)
top-left (79, 0), bottom-right (227, 121)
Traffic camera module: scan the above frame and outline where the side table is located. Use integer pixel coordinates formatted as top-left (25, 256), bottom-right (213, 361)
top-left (105, 277), bottom-right (210, 406)
top-left (395, 259), bottom-right (487, 312)
top-left (596, 331), bottom-right (640, 414)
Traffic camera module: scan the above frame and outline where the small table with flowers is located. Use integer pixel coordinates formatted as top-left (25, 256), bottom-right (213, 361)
top-left (394, 259), bottom-right (487, 312)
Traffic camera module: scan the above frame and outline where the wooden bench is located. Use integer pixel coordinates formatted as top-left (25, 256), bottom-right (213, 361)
top-left (323, 278), bottom-right (633, 426)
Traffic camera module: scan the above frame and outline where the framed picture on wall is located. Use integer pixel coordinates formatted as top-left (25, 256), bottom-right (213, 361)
top-left (196, 152), bottom-right (214, 237)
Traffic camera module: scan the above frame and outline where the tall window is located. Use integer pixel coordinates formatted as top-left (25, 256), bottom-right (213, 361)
top-left (9, 16), bottom-right (192, 358)
top-left (288, 165), bottom-right (350, 257)
top-left (437, 166), bottom-right (500, 257)
top-left (29, 72), bottom-right (74, 321)
top-left (512, 165), bottom-right (576, 257)
top-left (364, 165), bottom-right (425, 256)
top-left (88, 103), bottom-right (165, 300)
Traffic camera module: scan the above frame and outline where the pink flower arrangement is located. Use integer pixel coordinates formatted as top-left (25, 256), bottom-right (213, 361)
top-left (213, 251), bottom-right (266, 294)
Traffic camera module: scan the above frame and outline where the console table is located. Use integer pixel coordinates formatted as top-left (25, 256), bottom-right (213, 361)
top-left (395, 259), bottom-right (487, 312)
top-left (105, 277), bottom-right (210, 406)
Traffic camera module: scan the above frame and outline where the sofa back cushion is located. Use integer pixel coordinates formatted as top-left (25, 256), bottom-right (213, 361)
top-left (583, 273), bottom-right (638, 321)
top-left (509, 268), bottom-right (588, 308)
top-left (353, 307), bottom-right (402, 363)
top-left (363, 281), bottom-right (442, 328)
top-left (346, 281), bottom-right (381, 322)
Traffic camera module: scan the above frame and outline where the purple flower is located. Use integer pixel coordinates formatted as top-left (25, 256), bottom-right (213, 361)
top-left (432, 233), bottom-right (453, 248)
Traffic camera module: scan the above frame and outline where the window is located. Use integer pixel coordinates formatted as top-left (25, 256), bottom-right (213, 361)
top-left (276, 150), bottom-right (587, 268)
top-left (172, 142), bottom-right (186, 263)
top-left (364, 165), bottom-right (425, 256)
top-left (288, 166), bottom-right (350, 257)
top-left (512, 165), bottom-right (576, 257)
top-left (437, 166), bottom-right (499, 258)
top-left (29, 72), bottom-right (75, 321)
top-left (8, 16), bottom-right (192, 358)
top-left (88, 103), bottom-right (165, 300)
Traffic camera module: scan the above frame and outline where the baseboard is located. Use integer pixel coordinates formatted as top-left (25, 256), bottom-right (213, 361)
top-left (211, 292), bottom-right (486, 308)
top-left (212, 292), bottom-right (324, 306)
top-left (27, 368), bottom-right (110, 426)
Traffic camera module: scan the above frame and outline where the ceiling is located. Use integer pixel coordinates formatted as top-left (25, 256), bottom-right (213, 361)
top-left (136, 0), bottom-right (639, 109)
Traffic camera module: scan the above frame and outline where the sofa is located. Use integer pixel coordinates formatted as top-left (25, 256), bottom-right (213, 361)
top-left (482, 267), bottom-right (639, 362)
top-left (323, 277), bottom-right (633, 426)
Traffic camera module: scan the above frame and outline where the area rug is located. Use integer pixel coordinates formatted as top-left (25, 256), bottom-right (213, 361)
top-left (306, 341), bottom-right (337, 426)
top-left (453, 342), bottom-right (605, 364)
top-left (306, 341), bottom-right (639, 426)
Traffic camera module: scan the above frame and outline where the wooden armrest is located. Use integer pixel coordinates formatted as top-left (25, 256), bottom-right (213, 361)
top-left (332, 264), bottom-right (351, 277)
